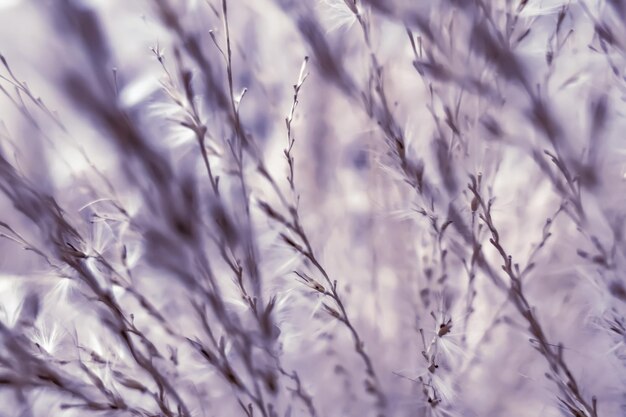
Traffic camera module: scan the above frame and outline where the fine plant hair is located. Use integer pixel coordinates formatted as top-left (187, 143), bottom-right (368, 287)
top-left (1, 1), bottom-right (626, 417)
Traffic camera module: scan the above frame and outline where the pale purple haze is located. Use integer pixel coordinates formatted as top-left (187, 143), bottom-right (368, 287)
top-left (0, 1), bottom-right (625, 417)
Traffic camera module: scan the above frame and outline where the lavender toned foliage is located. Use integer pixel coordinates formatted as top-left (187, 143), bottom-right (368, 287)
top-left (1, 0), bottom-right (626, 416)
